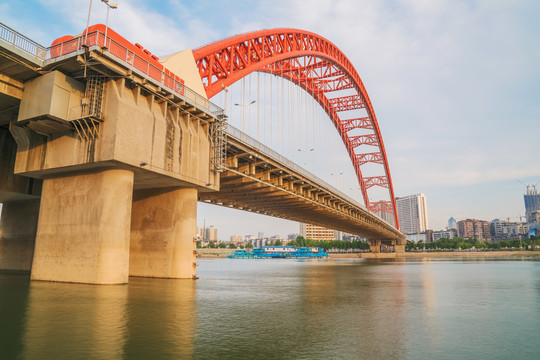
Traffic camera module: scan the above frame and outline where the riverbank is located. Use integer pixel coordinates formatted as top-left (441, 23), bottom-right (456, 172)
top-left (339, 250), bottom-right (540, 259)
top-left (196, 248), bottom-right (540, 259)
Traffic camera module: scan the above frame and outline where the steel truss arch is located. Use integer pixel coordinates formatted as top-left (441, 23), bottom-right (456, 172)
top-left (193, 29), bottom-right (399, 228)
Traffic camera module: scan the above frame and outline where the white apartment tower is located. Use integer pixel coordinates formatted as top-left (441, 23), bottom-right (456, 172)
top-left (396, 194), bottom-right (429, 235)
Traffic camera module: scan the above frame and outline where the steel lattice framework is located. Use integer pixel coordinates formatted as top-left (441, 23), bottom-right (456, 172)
top-left (193, 28), bottom-right (399, 228)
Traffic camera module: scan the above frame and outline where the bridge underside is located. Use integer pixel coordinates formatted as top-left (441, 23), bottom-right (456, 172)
top-left (199, 128), bottom-right (405, 246)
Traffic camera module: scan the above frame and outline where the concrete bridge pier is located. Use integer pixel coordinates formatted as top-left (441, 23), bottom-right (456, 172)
top-left (368, 239), bottom-right (406, 254)
top-left (0, 127), bottom-right (42, 271)
top-left (130, 187), bottom-right (197, 279)
top-left (369, 240), bottom-right (382, 253)
top-left (30, 169), bottom-right (134, 284)
top-left (0, 199), bottom-right (40, 271)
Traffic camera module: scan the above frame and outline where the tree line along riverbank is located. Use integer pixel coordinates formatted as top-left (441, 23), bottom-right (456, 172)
top-left (196, 236), bottom-right (540, 258)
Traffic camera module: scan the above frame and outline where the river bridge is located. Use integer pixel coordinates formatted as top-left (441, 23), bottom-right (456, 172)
top-left (0, 22), bottom-right (404, 284)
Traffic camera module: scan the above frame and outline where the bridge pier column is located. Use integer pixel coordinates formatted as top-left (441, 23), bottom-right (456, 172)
top-left (30, 169), bottom-right (134, 284)
top-left (0, 199), bottom-right (40, 271)
top-left (130, 187), bottom-right (197, 279)
top-left (394, 243), bottom-right (405, 253)
top-left (369, 240), bottom-right (381, 253)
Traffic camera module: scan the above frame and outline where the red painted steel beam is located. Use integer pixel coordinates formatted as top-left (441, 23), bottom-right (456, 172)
top-left (349, 134), bottom-right (378, 148)
top-left (363, 176), bottom-right (389, 189)
top-left (355, 152), bottom-right (384, 166)
top-left (327, 95), bottom-right (365, 112)
top-left (341, 117), bottom-right (373, 132)
top-left (193, 29), bottom-right (400, 230)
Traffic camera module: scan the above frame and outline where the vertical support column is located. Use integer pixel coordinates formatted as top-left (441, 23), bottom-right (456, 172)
top-left (0, 199), bottom-right (40, 271)
top-left (394, 242), bottom-right (405, 253)
top-left (31, 169), bottom-right (134, 284)
top-left (130, 187), bottom-right (197, 279)
top-left (369, 239), bottom-right (381, 253)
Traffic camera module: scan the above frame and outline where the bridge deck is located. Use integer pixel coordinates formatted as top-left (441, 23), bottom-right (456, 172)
top-left (200, 124), bottom-right (404, 241)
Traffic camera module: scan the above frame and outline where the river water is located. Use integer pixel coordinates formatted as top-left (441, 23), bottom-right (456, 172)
top-left (1, 257), bottom-right (539, 359)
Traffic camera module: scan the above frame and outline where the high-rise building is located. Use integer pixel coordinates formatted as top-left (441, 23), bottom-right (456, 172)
top-left (457, 219), bottom-right (490, 241)
top-left (299, 223), bottom-right (335, 240)
top-left (524, 186), bottom-right (540, 223)
top-left (490, 219), bottom-right (527, 241)
top-left (395, 194), bottom-right (429, 235)
top-left (206, 226), bottom-right (217, 242)
top-left (230, 235), bottom-right (243, 243)
top-left (448, 217), bottom-right (457, 230)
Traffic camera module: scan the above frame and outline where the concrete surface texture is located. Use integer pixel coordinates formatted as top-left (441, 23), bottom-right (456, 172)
top-left (30, 169), bottom-right (134, 284)
top-left (130, 187), bottom-right (197, 279)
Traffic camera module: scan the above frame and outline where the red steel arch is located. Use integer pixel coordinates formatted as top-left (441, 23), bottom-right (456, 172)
top-left (193, 29), bottom-right (399, 229)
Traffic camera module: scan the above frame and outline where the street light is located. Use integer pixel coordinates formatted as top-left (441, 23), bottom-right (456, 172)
top-left (234, 100), bottom-right (256, 131)
top-left (101, 0), bottom-right (118, 48)
top-left (234, 100), bottom-right (256, 107)
top-left (83, 0), bottom-right (118, 48)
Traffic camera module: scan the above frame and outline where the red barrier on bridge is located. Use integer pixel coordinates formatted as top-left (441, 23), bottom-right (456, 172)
top-left (193, 29), bottom-right (399, 228)
top-left (50, 24), bottom-right (185, 96)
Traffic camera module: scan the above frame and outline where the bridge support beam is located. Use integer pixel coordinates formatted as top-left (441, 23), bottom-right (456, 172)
top-left (0, 199), bottom-right (40, 271)
top-left (30, 169), bottom-right (134, 284)
top-left (369, 240), bottom-right (381, 253)
top-left (130, 187), bottom-right (197, 279)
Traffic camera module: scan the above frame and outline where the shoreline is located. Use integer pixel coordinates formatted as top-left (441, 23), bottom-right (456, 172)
top-left (332, 251), bottom-right (540, 259)
top-left (197, 249), bottom-right (540, 259)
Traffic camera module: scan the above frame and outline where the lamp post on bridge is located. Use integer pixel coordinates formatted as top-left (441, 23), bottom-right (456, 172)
top-left (101, 0), bottom-right (118, 48)
top-left (330, 172), bottom-right (344, 190)
top-left (84, 0), bottom-right (118, 48)
top-left (297, 148), bottom-right (314, 172)
top-left (234, 100), bottom-right (256, 133)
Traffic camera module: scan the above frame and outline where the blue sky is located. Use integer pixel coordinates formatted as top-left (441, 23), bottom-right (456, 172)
top-left (2, 0), bottom-right (539, 240)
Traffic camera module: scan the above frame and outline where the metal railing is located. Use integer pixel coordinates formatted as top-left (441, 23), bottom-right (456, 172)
top-left (45, 30), bottom-right (224, 117)
top-left (0, 22), bottom-right (222, 117)
top-left (0, 22), bottom-right (46, 62)
top-left (225, 124), bottom-right (372, 212)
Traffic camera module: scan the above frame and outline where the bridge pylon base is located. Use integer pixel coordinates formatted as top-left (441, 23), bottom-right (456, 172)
top-left (369, 239), bottom-right (406, 254)
top-left (30, 169), bottom-right (134, 284)
top-left (369, 240), bottom-right (382, 254)
top-left (130, 187), bottom-right (197, 279)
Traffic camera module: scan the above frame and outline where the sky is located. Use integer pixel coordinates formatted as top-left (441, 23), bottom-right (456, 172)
top-left (2, 0), bottom-right (539, 240)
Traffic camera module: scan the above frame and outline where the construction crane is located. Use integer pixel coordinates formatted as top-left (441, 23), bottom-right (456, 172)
top-left (516, 179), bottom-right (539, 194)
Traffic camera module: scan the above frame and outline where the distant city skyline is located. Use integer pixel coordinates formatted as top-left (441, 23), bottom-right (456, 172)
top-left (2, 0), bottom-right (539, 240)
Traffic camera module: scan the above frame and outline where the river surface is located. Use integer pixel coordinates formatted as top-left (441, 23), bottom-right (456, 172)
top-left (1, 257), bottom-right (539, 359)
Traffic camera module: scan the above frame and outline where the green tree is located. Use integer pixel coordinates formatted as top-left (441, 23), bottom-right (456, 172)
top-left (208, 241), bottom-right (216, 249)
top-left (228, 243), bottom-right (237, 249)
top-left (218, 242), bottom-right (227, 248)
top-left (245, 242), bottom-right (254, 249)
top-left (275, 239), bottom-right (282, 246)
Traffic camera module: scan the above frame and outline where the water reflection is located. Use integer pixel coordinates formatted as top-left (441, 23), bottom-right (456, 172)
top-left (0, 273), bottom-right (31, 360)
top-left (15, 277), bottom-right (195, 359)
top-left (124, 278), bottom-right (196, 359)
top-left (299, 259), bottom-right (409, 359)
top-left (21, 281), bottom-right (129, 359)
top-left (2, 258), bottom-right (539, 360)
